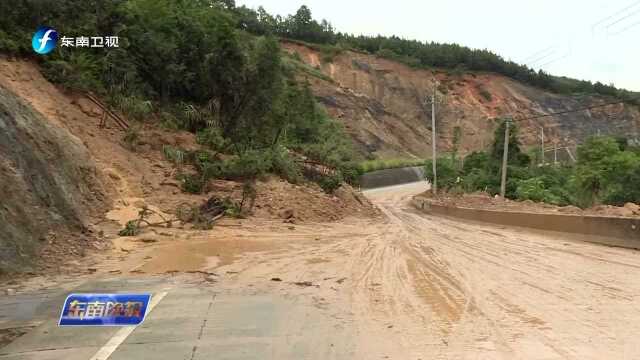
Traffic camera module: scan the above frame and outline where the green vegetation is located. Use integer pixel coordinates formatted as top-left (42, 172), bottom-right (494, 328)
top-left (358, 158), bottom-right (427, 173)
top-left (424, 120), bottom-right (640, 208)
top-left (424, 157), bottom-right (461, 191)
top-left (571, 137), bottom-right (640, 207)
top-left (281, 53), bottom-right (334, 82)
top-left (477, 86), bottom-right (493, 102)
top-left (1, 0), bottom-right (359, 192)
top-left (118, 220), bottom-right (139, 237)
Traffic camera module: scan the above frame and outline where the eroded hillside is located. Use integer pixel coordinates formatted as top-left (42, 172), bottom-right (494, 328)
top-left (0, 84), bottom-right (107, 271)
top-left (283, 41), bottom-right (640, 159)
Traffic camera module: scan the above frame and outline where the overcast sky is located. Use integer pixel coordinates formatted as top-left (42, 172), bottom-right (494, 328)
top-left (236, 0), bottom-right (640, 91)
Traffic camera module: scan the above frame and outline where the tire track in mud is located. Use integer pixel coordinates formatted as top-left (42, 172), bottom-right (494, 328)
top-left (365, 186), bottom-right (640, 358)
top-left (216, 183), bottom-right (640, 359)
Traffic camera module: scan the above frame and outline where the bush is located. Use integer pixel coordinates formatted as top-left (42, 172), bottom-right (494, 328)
top-left (317, 172), bottom-right (343, 193)
top-left (221, 150), bottom-right (273, 179)
top-left (339, 162), bottom-right (364, 186)
top-left (178, 174), bottom-right (206, 194)
top-left (319, 44), bottom-right (342, 63)
top-left (162, 145), bottom-right (185, 168)
top-left (196, 127), bottom-right (227, 152)
top-left (424, 158), bottom-right (461, 191)
top-left (478, 86), bottom-right (492, 102)
top-left (118, 220), bottom-right (140, 237)
top-left (291, 51), bottom-right (303, 61)
top-left (516, 177), bottom-right (565, 205)
top-left (112, 95), bottom-right (153, 121)
top-left (569, 136), bottom-right (632, 207)
top-left (269, 148), bottom-right (303, 184)
top-left (461, 168), bottom-right (495, 193)
top-left (462, 151), bottom-right (491, 173)
top-left (41, 54), bottom-right (102, 92)
top-left (0, 30), bottom-right (20, 53)
top-left (223, 198), bottom-right (244, 218)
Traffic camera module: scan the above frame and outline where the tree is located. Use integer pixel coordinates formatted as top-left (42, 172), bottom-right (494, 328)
top-left (491, 120), bottom-right (530, 167)
top-left (288, 5), bottom-right (312, 39)
top-left (424, 158), bottom-right (461, 192)
top-left (462, 151), bottom-right (491, 173)
top-left (571, 136), bottom-right (622, 207)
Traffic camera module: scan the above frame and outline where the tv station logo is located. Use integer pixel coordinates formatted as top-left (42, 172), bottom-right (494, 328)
top-left (32, 26), bottom-right (58, 55)
top-left (32, 26), bottom-right (119, 55)
top-left (59, 293), bottom-right (151, 326)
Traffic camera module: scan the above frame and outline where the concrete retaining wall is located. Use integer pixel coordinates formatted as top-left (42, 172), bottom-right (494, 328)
top-left (360, 166), bottom-right (425, 189)
top-left (413, 197), bottom-right (640, 247)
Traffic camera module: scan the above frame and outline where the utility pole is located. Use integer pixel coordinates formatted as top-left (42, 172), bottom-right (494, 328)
top-left (424, 82), bottom-right (444, 195)
top-left (500, 118), bottom-right (511, 199)
top-left (540, 126), bottom-right (545, 165)
top-left (554, 142), bottom-right (558, 166)
top-left (431, 86), bottom-right (437, 195)
top-left (565, 146), bottom-right (576, 162)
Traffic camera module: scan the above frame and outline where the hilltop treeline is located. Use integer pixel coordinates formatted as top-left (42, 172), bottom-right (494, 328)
top-left (234, 4), bottom-right (639, 104)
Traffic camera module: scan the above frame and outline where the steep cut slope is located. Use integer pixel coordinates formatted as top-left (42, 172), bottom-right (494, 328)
top-left (283, 41), bottom-right (640, 159)
top-left (0, 84), bottom-right (107, 272)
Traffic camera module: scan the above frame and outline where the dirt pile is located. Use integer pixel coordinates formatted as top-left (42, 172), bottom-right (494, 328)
top-left (426, 192), bottom-right (640, 218)
top-left (282, 41), bottom-right (640, 159)
top-left (252, 178), bottom-right (379, 222)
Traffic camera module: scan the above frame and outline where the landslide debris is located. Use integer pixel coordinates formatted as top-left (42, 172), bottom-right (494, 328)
top-left (0, 57), bottom-right (379, 275)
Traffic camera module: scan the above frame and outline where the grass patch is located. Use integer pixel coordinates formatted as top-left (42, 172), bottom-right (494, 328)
top-left (282, 52), bottom-right (334, 83)
top-left (358, 158), bottom-right (427, 173)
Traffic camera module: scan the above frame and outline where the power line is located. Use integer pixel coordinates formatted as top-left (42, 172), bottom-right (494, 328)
top-left (609, 19), bottom-right (640, 36)
top-left (605, 7), bottom-right (640, 31)
top-left (523, 1), bottom-right (640, 73)
top-left (591, 0), bottom-right (640, 31)
top-left (538, 49), bottom-right (572, 69)
top-left (527, 50), bottom-right (558, 67)
top-left (522, 46), bottom-right (556, 63)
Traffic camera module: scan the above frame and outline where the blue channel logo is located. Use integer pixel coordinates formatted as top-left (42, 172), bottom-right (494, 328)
top-left (32, 26), bottom-right (58, 55)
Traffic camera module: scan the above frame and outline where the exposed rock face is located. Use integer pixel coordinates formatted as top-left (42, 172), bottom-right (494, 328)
top-left (0, 85), bottom-right (106, 271)
top-left (283, 41), bottom-right (640, 159)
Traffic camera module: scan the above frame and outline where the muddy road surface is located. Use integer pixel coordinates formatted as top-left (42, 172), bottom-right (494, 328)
top-left (3, 182), bottom-right (640, 359)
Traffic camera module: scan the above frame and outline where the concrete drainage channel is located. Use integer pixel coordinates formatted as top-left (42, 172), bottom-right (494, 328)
top-left (413, 197), bottom-right (640, 249)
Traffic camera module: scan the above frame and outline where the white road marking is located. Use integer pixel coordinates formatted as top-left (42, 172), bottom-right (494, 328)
top-left (88, 291), bottom-right (168, 360)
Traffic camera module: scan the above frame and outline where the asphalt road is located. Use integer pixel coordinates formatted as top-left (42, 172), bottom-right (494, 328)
top-left (2, 182), bottom-right (640, 359)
